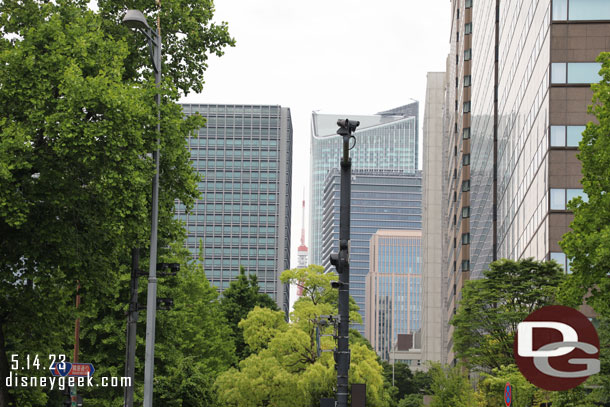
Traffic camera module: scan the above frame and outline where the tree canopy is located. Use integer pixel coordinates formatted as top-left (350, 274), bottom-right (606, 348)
top-left (220, 266), bottom-right (279, 361)
top-left (215, 266), bottom-right (391, 406)
top-left (450, 258), bottom-right (564, 371)
top-left (0, 0), bottom-right (233, 404)
top-left (560, 51), bottom-right (610, 318)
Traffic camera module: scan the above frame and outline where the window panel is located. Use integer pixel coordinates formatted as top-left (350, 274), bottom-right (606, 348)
top-left (550, 252), bottom-right (567, 272)
top-left (463, 154), bottom-right (470, 166)
top-left (567, 63), bottom-right (602, 83)
top-left (552, 0), bottom-right (568, 20)
top-left (550, 188), bottom-right (566, 210)
top-left (567, 126), bottom-right (585, 147)
top-left (464, 75), bottom-right (471, 87)
top-left (463, 128), bottom-right (471, 140)
top-left (569, 0), bottom-right (610, 20)
top-left (551, 63), bottom-right (567, 84)
top-left (550, 126), bottom-right (566, 146)
top-left (567, 188), bottom-right (587, 203)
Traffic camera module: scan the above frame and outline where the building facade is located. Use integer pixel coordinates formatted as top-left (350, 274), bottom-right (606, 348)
top-left (178, 104), bottom-right (292, 313)
top-left (443, 0), bottom-right (606, 364)
top-left (309, 103), bottom-right (419, 266)
top-left (421, 72), bottom-right (446, 367)
top-left (365, 230), bottom-right (422, 362)
top-left (321, 170), bottom-right (422, 334)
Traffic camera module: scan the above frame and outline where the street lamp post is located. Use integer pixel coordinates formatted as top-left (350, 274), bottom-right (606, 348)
top-left (329, 119), bottom-right (359, 407)
top-left (121, 10), bottom-right (161, 407)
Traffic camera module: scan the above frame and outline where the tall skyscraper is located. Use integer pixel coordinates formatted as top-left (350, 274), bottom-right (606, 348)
top-left (178, 104), bottom-right (292, 314)
top-left (309, 103), bottom-right (419, 266)
top-left (321, 170), bottom-right (422, 334)
top-left (421, 72), bottom-right (445, 367)
top-left (365, 230), bottom-right (422, 362)
top-left (442, 0), bottom-right (607, 364)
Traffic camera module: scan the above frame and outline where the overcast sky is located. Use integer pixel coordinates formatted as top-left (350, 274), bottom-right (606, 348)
top-left (180, 0), bottom-right (450, 271)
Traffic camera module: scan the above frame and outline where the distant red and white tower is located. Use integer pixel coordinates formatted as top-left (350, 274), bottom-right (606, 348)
top-left (296, 193), bottom-right (308, 296)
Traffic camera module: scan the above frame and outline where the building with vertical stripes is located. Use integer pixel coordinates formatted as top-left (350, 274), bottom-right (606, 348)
top-left (309, 103), bottom-right (419, 267)
top-left (442, 0), bottom-right (606, 364)
top-left (321, 170), bottom-right (422, 335)
top-left (365, 230), bottom-right (422, 362)
top-left (177, 104), bottom-right (292, 314)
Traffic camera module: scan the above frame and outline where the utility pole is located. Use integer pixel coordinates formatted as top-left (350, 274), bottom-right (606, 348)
top-left (329, 118), bottom-right (359, 407)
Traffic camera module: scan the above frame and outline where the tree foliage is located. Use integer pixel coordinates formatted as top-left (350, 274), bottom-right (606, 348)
top-left (428, 364), bottom-right (477, 407)
top-left (0, 0), bottom-right (233, 404)
top-left (215, 266), bottom-right (391, 406)
top-left (560, 51), bottom-right (610, 318)
top-left (475, 365), bottom-right (541, 407)
top-left (220, 266), bottom-right (279, 361)
top-left (451, 258), bottom-right (564, 371)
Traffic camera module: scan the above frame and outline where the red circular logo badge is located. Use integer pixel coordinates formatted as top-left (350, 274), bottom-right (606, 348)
top-left (514, 305), bottom-right (599, 391)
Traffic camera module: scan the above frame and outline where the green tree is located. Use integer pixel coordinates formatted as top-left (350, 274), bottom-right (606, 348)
top-left (76, 244), bottom-right (235, 407)
top-left (381, 361), bottom-right (415, 400)
top-left (397, 394), bottom-right (423, 407)
top-left (0, 0), bottom-right (233, 403)
top-left (216, 266), bottom-right (391, 406)
top-left (559, 52), bottom-right (610, 318)
top-left (451, 258), bottom-right (564, 371)
top-left (475, 365), bottom-right (540, 407)
top-left (428, 364), bottom-right (478, 407)
top-left (220, 266), bottom-right (279, 361)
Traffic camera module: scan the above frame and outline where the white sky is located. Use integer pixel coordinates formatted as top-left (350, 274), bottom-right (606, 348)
top-left (180, 0), bottom-right (450, 279)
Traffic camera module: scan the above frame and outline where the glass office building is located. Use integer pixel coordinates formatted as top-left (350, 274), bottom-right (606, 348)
top-left (309, 103), bottom-right (419, 266)
top-left (365, 230), bottom-right (422, 361)
top-left (321, 170), bottom-right (422, 334)
top-left (177, 104), bottom-right (292, 313)
top-left (442, 0), bottom-right (605, 364)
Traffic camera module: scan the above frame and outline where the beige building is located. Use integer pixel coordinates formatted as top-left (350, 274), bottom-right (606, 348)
top-left (365, 230), bottom-right (422, 362)
top-left (421, 72), bottom-right (446, 367)
top-left (442, 0), bottom-right (607, 364)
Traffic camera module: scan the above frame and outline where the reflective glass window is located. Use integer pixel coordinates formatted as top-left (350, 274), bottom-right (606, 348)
top-left (567, 188), bottom-right (587, 203)
top-left (462, 180), bottom-right (470, 192)
top-left (551, 63), bottom-right (567, 84)
top-left (550, 252), bottom-right (567, 271)
top-left (465, 0), bottom-right (472, 7)
top-left (465, 23), bottom-right (472, 35)
top-left (464, 75), bottom-right (471, 87)
top-left (550, 126), bottom-right (566, 146)
top-left (462, 207), bottom-right (470, 218)
top-left (462, 233), bottom-right (470, 245)
top-left (464, 49), bottom-right (472, 61)
top-left (461, 260), bottom-right (470, 271)
top-left (550, 188), bottom-right (566, 210)
top-left (463, 154), bottom-right (470, 166)
top-left (569, 0), bottom-right (610, 20)
top-left (552, 0), bottom-right (568, 20)
top-left (463, 128), bottom-right (471, 139)
top-left (567, 63), bottom-right (602, 83)
top-left (463, 102), bottom-right (471, 113)
top-left (567, 125), bottom-right (585, 146)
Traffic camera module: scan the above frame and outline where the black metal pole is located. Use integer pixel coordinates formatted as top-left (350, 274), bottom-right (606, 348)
top-left (124, 248), bottom-right (139, 407)
top-left (330, 119), bottom-right (359, 407)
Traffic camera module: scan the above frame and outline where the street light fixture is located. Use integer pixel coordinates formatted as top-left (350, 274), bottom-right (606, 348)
top-left (121, 9), bottom-right (161, 407)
